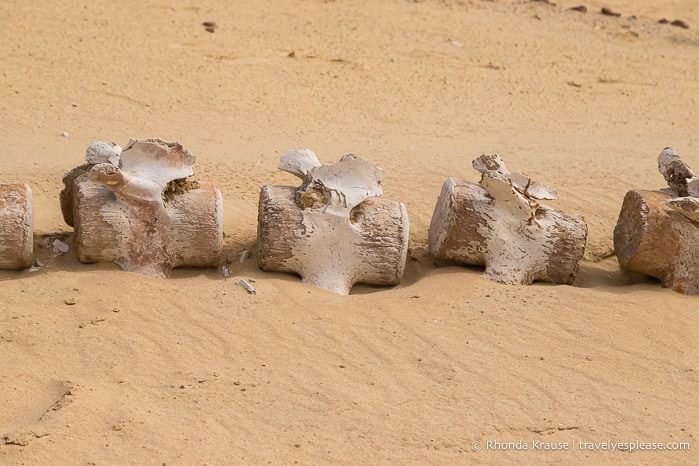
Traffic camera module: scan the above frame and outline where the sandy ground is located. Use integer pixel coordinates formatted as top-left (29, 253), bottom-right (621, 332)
top-left (1, 0), bottom-right (698, 464)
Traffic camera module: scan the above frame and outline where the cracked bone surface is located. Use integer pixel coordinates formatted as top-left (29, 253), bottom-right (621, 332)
top-left (614, 148), bottom-right (699, 294)
top-left (257, 149), bottom-right (409, 295)
top-left (0, 182), bottom-right (33, 270)
top-left (428, 154), bottom-right (587, 285)
top-left (657, 147), bottom-right (697, 197)
top-left (59, 139), bottom-right (222, 277)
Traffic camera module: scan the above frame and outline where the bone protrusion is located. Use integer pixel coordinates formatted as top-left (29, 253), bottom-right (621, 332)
top-left (472, 154), bottom-right (558, 200)
top-left (85, 141), bottom-right (122, 166)
top-left (666, 197), bottom-right (699, 222)
top-left (89, 163), bottom-right (164, 203)
top-left (298, 154), bottom-right (385, 216)
top-left (278, 148), bottom-right (322, 179)
top-left (658, 146), bottom-right (697, 196)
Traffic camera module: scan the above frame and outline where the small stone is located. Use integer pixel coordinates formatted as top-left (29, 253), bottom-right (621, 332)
top-left (52, 239), bottom-right (70, 254)
top-left (61, 131), bottom-right (69, 138)
top-left (64, 298), bottom-right (76, 306)
top-left (4, 433), bottom-right (31, 446)
top-left (601, 7), bottom-right (621, 17)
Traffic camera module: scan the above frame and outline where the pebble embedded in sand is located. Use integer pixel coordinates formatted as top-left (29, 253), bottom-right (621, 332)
top-left (671, 19), bottom-right (689, 29)
top-left (601, 7), bottom-right (621, 17)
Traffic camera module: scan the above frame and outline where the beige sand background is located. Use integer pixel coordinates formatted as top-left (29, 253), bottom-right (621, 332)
top-left (1, 0), bottom-right (697, 464)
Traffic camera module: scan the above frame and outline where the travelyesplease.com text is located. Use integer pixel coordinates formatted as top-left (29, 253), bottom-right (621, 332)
top-left (471, 439), bottom-right (690, 453)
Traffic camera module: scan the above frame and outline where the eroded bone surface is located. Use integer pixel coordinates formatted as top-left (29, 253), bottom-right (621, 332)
top-left (60, 139), bottom-right (222, 277)
top-left (614, 148), bottom-right (699, 294)
top-left (277, 148), bottom-right (321, 179)
top-left (0, 182), bottom-right (33, 270)
top-left (657, 147), bottom-right (697, 197)
top-left (85, 141), bottom-right (122, 165)
top-left (258, 149), bottom-right (409, 295)
top-left (428, 154), bottom-right (587, 285)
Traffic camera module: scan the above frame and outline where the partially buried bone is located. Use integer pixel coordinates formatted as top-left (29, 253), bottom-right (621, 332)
top-left (60, 138), bottom-right (222, 277)
top-left (258, 149), bottom-right (409, 295)
top-left (0, 182), bottom-right (33, 270)
top-left (614, 147), bottom-right (699, 294)
top-left (429, 154), bottom-right (587, 285)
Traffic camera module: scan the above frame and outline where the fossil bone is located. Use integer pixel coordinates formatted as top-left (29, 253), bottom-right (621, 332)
top-left (277, 148), bottom-right (321, 179)
top-left (428, 154), bottom-right (587, 285)
top-left (85, 141), bottom-right (122, 165)
top-left (0, 182), bottom-right (33, 270)
top-left (60, 139), bottom-right (222, 277)
top-left (257, 149), bottom-right (409, 295)
top-left (614, 148), bottom-right (699, 294)
top-left (657, 147), bottom-right (697, 197)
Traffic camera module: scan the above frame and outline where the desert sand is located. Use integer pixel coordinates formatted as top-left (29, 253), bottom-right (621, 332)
top-left (1, 0), bottom-right (697, 464)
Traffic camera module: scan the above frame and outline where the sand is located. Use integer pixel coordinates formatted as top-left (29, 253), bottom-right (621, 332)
top-left (1, 0), bottom-right (697, 464)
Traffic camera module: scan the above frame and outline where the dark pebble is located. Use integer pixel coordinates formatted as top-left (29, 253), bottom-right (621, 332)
top-left (671, 19), bottom-right (689, 29)
top-left (601, 7), bottom-right (621, 17)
